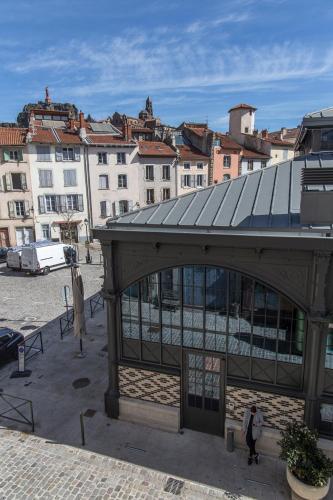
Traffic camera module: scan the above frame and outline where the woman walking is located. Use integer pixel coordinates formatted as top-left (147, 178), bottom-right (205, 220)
top-left (242, 405), bottom-right (264, 465)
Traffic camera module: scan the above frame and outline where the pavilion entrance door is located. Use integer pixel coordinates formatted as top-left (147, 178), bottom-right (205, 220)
top-left (183, 350), bottom-right (225, 436)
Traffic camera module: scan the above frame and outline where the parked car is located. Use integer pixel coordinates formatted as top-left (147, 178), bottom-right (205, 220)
top-left (0, 327), bottom-right (24, 364)
top-left (0, 247), bottom-right (9, 263)
top-left (21, 241), bottom-right (76, 275)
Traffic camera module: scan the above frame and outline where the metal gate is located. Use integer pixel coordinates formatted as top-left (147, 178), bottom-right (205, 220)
top-left (183, 351), bottom-right (225, 436)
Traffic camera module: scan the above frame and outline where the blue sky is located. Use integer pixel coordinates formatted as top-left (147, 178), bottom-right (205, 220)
top-left (0, 0), bottom-right (332, 131)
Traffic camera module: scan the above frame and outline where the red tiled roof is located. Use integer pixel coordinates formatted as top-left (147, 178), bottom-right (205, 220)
top-left (178, 144), bottom-right (209, 161)
top-left (131, 127), bottom-right (154, 134)
top-left (186, 126), bottom-right (208, 137)
top-left (269, 128), bottom-right (299, 141)
top-left (55, 129), bottom-right (82, 144)
top-left (241, 148), bottom-right (270, 159)
top-left (0, 127), bottom-right (27, 145)
top-left (30, 128), bottom-right (56, 143)
top-left (215, 133), bottom-right (242, 151)
top-left (138, 141), bottom-right (177, 157)
top-left (87, 134), bottom-right (135, 145)
top-left (228, 103), bottom-right (257, 113)
top-left (267, 138), bottom-right (294, 147)
top-left (31, 127), bottom-right (82, 144)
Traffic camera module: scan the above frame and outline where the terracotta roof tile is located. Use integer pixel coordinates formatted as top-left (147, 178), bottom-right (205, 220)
top-left (0, 127), bottom-right (27, 145)
top-left (215, 133), bottom-right (242, 150)
top-left (30, 128), bottom-right (56, 143)
top-left (87, 134), bottom-right (135, 145)
top-left (55, 129), bottom-right (82, 144)
top-left (138, 141), bottom-right (177, 157)
top-left (241, 148), bottom-right (270, 159)
top-left (228, 103), bottom-right (257, 113)
top-left (178, 144), bottom-right (209, 161)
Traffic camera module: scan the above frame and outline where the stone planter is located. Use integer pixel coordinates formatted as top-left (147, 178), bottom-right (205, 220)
top-left (286, 467), bottom-right (330, 500)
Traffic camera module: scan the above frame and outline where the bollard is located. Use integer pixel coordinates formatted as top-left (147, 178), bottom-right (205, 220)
top-left (80, 412), bottom-right (85, 446)
top-left (226, 427), bottom-right (234, 452)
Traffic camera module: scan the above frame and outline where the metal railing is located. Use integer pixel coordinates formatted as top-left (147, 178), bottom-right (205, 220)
top-left (0, 391), bottom-right (34, 432)
top-left (19, 330), bottom-right (44, 364)
top-left (90, 293), bottom-right (104, 318)
top-left (60, 308), bottom-right (74, 339)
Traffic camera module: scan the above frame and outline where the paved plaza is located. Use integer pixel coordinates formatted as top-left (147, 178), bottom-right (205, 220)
top-left (0, 252), bottom-right (321, 499)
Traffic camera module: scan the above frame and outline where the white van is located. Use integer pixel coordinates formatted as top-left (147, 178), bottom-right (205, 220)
top-left (21, 242), bottom-right (76, 275)
top-left (6, 247), bottom-right (24, 270)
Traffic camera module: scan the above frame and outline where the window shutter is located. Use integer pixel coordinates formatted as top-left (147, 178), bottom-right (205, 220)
top-left (8, 201), bottom-right (15, 218)
top-left (18, 150), bottom-right (23, 162)
top-left (100, 201), bottom-right (106, 218)
top-left (114, 201), bottom-right (120, 216)
top-left (77, 195), bottom-right (84, 212)
top-left (128, 200), bottom-right (133, 212)
top-left (5, 173), bottom-right (12, 191)
top-left (74, 146), bottom-right (80, 161)
top-left (55, 147), bottom-right (63, 162)
top-left (24, 200), bottom-right (30, 215)
top-left (38, 196), bottom-right (46, 214)
top-left (58, 195), bottom-right (66, 212)
top-left (106, 200), bottom-right (112, 217)
top-left (191, 175), bottom-right (196, 187)
top-left (181, 175), bottom-right (184, 188)
top-left (21, 173), bottom-right (27, 190)
top-left (3, 150), bottom-right (10, 162)
top-left (203, 175), bottom-right (207, 187)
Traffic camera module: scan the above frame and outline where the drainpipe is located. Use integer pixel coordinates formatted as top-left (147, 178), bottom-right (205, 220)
top-left (83, 145), bottom-right (93, 230)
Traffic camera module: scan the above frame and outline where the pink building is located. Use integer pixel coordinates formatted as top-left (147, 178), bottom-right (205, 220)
top-left (212, 133), bottom-right (241, 183)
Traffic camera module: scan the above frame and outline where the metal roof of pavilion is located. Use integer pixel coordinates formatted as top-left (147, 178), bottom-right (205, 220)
top-left (107, 153), bottom-right (333, 231)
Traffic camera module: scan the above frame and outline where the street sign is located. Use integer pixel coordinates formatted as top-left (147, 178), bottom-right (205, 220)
top-left (61, 285), bottom-right (71, 306)
top-left (18, 344), bottom-right (25, 372)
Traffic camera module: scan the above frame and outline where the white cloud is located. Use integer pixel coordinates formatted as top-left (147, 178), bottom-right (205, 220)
top-left (185, 12), bottom-right (250, 33)
top-left (7, 35), bottom-right (333, 101)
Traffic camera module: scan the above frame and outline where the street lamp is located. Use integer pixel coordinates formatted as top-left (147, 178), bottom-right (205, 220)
top-left (84, 218), bottom-right (92, 264)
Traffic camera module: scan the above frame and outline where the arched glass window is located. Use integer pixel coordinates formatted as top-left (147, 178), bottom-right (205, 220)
top-left (120, 266), bottom-right (305, 387)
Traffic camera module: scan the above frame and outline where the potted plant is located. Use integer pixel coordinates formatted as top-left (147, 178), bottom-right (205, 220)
top-left (279, 421), bottom-right (333, 499)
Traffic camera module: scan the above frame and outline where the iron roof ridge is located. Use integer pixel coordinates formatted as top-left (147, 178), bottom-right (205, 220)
top-left (103, 224), bottom-right (332, 238)
top-left (305, 106), bottom-right (333, 118)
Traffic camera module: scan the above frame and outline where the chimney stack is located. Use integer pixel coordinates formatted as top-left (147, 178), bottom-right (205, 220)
top-left (280, 127), bottom-right (287, 140)
top-left (122, 115), bottom-right (131, 140)
top-left (79, 111), bottom-right (86, 139)
top-left (261, 129), bottom-right (268, 139)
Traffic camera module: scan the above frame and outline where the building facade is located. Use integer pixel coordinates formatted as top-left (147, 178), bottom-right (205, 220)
top-left (0, 128), bottom-right (34, 247)
top-left (228, 103), bottom-right (295, 168)
top-left (82, 123), bottom-right (138, 226)
top-left (137, 141), bottom-right (177, 205)
top-left (27, 111), bottom-right (89, 242)
top-left (93, 138), bottom-right (333, 457)
top-left (212, 133), bottom-right (241, 182)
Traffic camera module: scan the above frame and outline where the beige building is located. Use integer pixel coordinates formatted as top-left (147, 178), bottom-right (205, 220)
top-left (0, 128), bottom-right (34, 247)
top-left (228, 103), bottom-right (295, 168)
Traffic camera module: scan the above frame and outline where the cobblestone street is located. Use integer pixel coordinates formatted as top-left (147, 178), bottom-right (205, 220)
top-left (0, 429), bottom-right (253, 500)
top-left (0, 245), bottom-right (103, 334)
